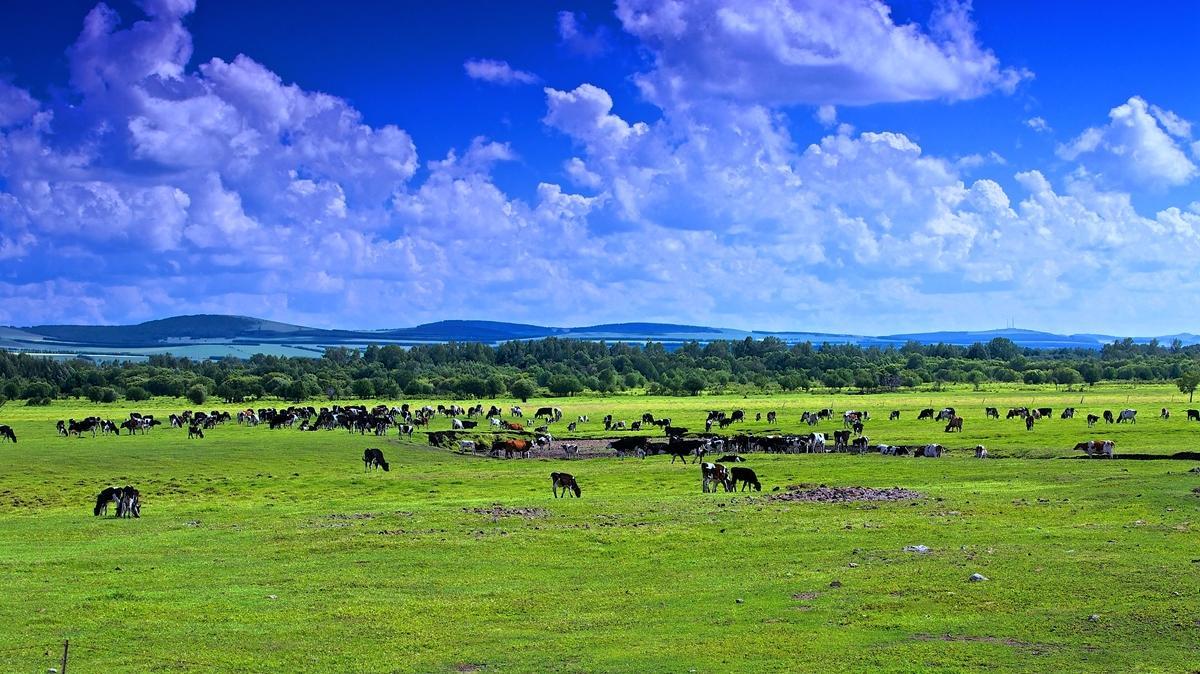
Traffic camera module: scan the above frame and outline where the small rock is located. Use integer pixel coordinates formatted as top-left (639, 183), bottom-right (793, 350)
top-left (904, 545), bottom-right (930, 554)
top-left (968, 573), bottom-right (988, 582)
top-left (1088, 614), bottom-right (1100, 622)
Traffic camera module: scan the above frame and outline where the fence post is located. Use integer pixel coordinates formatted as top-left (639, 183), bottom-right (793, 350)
top-left (60, 639), bottom-right (69, 674)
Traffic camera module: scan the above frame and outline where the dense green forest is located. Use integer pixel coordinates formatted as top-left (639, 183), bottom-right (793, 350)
top-left (1, 336), bottom-right (1199, 406)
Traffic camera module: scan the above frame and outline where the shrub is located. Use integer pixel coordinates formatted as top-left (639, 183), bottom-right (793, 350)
top-left (125, 386), bottom-right (151, 402)
top-left (186, 384), bottom-right (208, 405)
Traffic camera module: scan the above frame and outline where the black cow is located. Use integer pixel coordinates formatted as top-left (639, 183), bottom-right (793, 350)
top-left (730, 466), bottom-right (761, 492)
top-left (187, 425), bottom-right (204, 439)
top-left (716, 454), bottom-right (745, 463)
top-left (551, 472), bottom-right (581, 498)
top-left (985, 407), bottom-right (999, 419)
top-left (1103, 410), bottom-right (1115, 424)
top-left (363, 447), bottom-right (389, 471)
top-left (1188, 409), bottom-right (1200, 422)
top-left (917, 408), bottom-right (935, 420)
top-left (0, 425), bottom-right (15, 443)
top-left (888, 410), bottom-right (900, 420)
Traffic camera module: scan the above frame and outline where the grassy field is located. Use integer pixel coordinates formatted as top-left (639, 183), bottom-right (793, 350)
top-left (1, 384), bottom-right (1198, 672)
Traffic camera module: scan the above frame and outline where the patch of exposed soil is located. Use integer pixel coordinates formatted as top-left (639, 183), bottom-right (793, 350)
top-left (769, 484), bottom-right (923, 503)
top-left (466, 504), bottom-right (549, 520)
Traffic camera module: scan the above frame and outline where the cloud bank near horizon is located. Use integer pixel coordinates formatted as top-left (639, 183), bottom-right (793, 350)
top-left (1, 0), bottom-right (1199, 335)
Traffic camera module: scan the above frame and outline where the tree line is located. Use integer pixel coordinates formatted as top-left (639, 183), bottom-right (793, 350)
top-left (1, 336), bottom-right (1199, 406)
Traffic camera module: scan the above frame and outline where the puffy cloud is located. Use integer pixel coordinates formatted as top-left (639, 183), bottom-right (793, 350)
top-left (1058, 96), bottom-right (1197, 189)
top-left (463, 58), bottom-right (539, 85)
top-left (616, 0), bottom-right (1030, 108)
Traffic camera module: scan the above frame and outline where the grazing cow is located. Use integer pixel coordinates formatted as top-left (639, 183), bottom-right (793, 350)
top-left (851, 421), bottom-right (865, 436)
top-left (94, 486), bottom-right (120, 516)
top-left (716, 454), bottom-right (744, 463)
top-left (363, 447), bottom-right (389, 471)
top-left (567, 422), bottom-right (577, 432)
top-left (117, 486), bottom-right (141, 518)
top-left (1086, 414), bottom-right (1100, 427)
top-left (510, 406), bottom-right (523, 418)
top-left (1061, 408), bottom-right (1076, 420)
top-left (851, 436), bottom-right (870, 454)
top-left (631, 421), bottom-right (642, 431)
top-left (917, 408), bottom-right (935, 421)
top-left (700, 462), bottom-right (731, 493)
top-left (730, 410), bottom-right (745, 423)
top-left (936, 408), bottom-right (956, 421)
top-left (730, 466), bottom-right (761, 492)
top-left (944, 416), bottom-right (963, 433)
top-left (0, 425), bottom-right (15, 443)
top-left (577, 415), bottom-right (589, 423)
top-left (1025, 415), bottom-right (1035, 431)
top-left (766, 411), bottom-right (777, 424)
top-left (1103, 410), bottom-right (1115, 424)
top-left (562, 444), bottom-right (579, 459)
top-left (1117, 409), bottom-right (1137, 424)
top-left (1037, 408), bottom-right (1052, 419)
top-left (187, 425), bottom-right (204, 439)
top-left (459, 440), bottom-right (476, 454)
top-left (1160, 408), bottom-right (1170, 420)
top-left (975, 445), bottom-right (988, 459)
top-left (888, 410), bottom-right (900, 420)
top-left (494, 439), bottom-right (533, 459)
top-left (1188, 409), bottom-right (1200, 422)
top-left (985, 407), bottom-right (999, 419)
top-left (550, 472), bottom-right (581, 498)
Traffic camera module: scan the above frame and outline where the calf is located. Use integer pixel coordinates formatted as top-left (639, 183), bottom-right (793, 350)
top-left (700, 462), bottom-right (731, 493)
top-left (888, 410), bottom-right (900, 421)
top-left (730, 466), bottom-right (761, 492)
top-left (1087, 414), bottom-right (1100, 427)
top-left (944, 416), bottom-right (963, 433)
top-left (0, 425), bottom-right (15, 443)
top-left (363, 447), bottom-right (390, 471)
top-left (562, 443), bottom-right (579, 459)
top-left (1103, 410), bottom-right (1114, 424)
top-left (187, 425), bottom-right (204, 439)
top-left (1188, 409), bottom-right (1200, 422)
top-left (716, 454), bottom-right (745, 463)
top-left (974, 445), bottom-right (988, 459)
top-left (551, 472), bottom-right (581, 498)
top-left (985, 407), bottom-right (999, 419)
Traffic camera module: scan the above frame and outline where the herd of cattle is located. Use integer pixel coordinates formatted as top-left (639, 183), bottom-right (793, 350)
top-left (34, 400), bottom-right (1200, 517)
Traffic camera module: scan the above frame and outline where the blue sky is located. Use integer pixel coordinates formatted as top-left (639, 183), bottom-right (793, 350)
top-left (0, 0), bottom-right (1198, 334)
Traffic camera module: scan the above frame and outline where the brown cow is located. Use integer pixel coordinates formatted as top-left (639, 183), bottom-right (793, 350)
top-left (493, 438), bottom-right (533, 459)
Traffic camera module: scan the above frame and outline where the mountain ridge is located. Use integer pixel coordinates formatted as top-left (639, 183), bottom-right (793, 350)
top-left (3, 314), bottom-right (1196, 361)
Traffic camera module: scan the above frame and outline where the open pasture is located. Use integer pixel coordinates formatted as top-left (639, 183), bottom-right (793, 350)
top-left (1, 385), bottom-right (1199, 672)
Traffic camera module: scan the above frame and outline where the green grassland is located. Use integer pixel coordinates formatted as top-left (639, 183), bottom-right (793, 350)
top-left (1, 384), bottom-right (1198, 672)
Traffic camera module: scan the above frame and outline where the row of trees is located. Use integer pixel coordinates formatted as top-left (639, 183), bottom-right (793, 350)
top-left (1, 336), bottom-right (1199, 405)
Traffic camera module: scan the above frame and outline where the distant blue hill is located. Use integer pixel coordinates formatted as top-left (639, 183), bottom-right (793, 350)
top-left (2, 314), bottom-right (1197, 360)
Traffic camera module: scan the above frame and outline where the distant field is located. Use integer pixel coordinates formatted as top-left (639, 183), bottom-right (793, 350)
top-left (0, 384), bottom-right (1198, 672)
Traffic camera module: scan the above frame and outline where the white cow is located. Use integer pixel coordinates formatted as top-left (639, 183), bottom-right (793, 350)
top-left (974, 445), bottom-right (988, 459)
top-left (923, 444), bottom-right (944, 458)
top-left (1117, 409), bottom-right (1137, 424)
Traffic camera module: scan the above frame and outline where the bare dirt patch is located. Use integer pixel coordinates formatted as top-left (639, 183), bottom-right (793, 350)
top-left (769, 484), bottom-right (923, 503)
top-left (466, 504), bottom-right (549, 521)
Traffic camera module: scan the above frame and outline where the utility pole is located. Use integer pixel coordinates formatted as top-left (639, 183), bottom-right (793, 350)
top-left (60, 639), bottom-right (69, 674)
